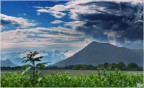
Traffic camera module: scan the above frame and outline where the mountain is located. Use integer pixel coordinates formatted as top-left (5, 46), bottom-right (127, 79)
top-left (54, 41), bottom-right (143, 67)
top-left (1, 59), bottom-right (16, 67)
top-left (1, 50), bottom-right (67, 66)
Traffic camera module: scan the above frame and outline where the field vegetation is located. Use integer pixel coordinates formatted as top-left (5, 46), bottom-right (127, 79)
top-left (1, 69), bottom-right (143, 87)
top-left (1, 51), bottom-right (143, 87)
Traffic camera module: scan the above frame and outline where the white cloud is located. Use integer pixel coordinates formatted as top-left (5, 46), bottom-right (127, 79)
top-left (109, 40), bottom-right (122, 47)
top-left (70, 7), bottom-right (95, 20)
top-left (66, 0), bottom-right (143, 5)
top-left (66, 0), bottom-right (143, 20)
top-left (0, 14), bottom-right (37, 29)
top-left (33, 53), bottom-right (48, 59)
top-left (104, 31), bottom-right (121, 39)
top-left (63, 50), bottom-right (75, 58)
top-left (33, 0), bottom-right (143, 49)
top-left (36, 8), bottom-right (49, 13)
top-left (35, 0), bottom-right (143, 19)
top-left (1, 27), bottom-right (90, 50)
top-left (36, 5), bottom-right (67, 18)
top-left (19, 51), bottom-right (48, 59)
top-left (64, 21), bottom-right (85, 29)
top-left (33, 6), bottom-right (44, 9)
top-left (35, 1), bottom-right (98, 19)
top-left (51, 11), bottom-right (66, 18)
top-left (51, 20), bottom-right (63, 24)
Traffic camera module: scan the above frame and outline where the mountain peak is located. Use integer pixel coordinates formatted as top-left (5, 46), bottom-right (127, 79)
top-left (89, 41), bottom-right (112, 46)
top-left (5, 59), bottom-right (11, 62)
top-left (84, 41), bottom-right (116, 50)
top-left (89, 41), bottom-right (99, 45)
top-left (1, 59), bottom-right (16, 67)
top-left (54, 41), bottom-right (143, 67)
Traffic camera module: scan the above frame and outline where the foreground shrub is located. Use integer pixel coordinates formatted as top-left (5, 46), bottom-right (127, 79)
top-left (1, 69), bottom-right (143, 87)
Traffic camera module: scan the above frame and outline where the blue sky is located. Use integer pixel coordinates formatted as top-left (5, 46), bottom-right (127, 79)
top-left (1, 0), bottom-right (143, 65)
top-left (1, 1), bottom-right (70, 30)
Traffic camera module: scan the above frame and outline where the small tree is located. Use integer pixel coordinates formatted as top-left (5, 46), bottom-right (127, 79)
top-left (22, 51), bottom-right (48, 85)
top-left (104, 62), bottom-right (109, 69)
top-left (127, 63), bottom-right (139, 70)
top-left (111, 63), bottom-right (117, 70)
top-left (117, 62), bottom-right (126, 70)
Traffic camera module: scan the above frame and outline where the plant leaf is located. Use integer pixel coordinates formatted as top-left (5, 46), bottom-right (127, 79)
top-left (21, 65), bottom-right (31, 75)
top-left (37, 77), bottom-right (42, 82)
top-left (36, 62), bottom-right (49, 68)
top-left (22, 59), bottom-right (29, 63)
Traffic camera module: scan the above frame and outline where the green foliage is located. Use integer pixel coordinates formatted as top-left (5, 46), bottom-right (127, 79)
top-left (128, 63), bottom-right (140, 70)
top-left (22, 51), bottom-right (43, 63)
top-left (117, 62), bottom-right (126, 70)
top-left (36, 62), bottom-right (50, 69)
top-left (1, 70), bottom-right (143, 87)
top-left (21, 51), bottom-right (48, 86)
top-left (2, 62), bottom-right (142, 71)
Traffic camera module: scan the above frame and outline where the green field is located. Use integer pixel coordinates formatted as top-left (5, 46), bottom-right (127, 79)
top-left (1, 70), bottom-right (143, 87)
top-left (1, 70), bottom-right (143, 75)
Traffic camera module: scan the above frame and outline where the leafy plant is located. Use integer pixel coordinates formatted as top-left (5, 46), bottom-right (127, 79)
top-left (1, 51), bottom-right (143, 87)
top-left (1, 70), bottom-right (143, 87)
top-left (22, 51), bottom-right (49, 86)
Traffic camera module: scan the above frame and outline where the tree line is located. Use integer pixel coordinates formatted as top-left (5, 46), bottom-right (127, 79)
top-left (1, 62), bottom-right (143, 71)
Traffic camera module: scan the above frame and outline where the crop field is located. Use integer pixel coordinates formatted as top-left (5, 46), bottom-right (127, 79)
top-left (1, 70), bottom-right (143, 75)
top-left (1, 70), bottom-right (143, 87)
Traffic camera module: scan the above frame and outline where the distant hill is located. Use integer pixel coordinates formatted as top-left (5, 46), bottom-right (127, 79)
top-left (54, 41), bottom-right (143, 67)
top-left (1, 59), bottom-right (16, 67)
top-left (1, 50), bottom-right (66, 66)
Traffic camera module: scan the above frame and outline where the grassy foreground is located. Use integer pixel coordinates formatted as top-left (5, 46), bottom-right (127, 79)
top-left (1, 70), bottom-right (143, 87)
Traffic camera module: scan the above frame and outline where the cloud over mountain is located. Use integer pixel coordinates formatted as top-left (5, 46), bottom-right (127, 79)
top-left (1, 27), bottom-right (91, 50)
top-left (73, 1), bottom-right (143, 42)
top-left (35, 0), bottom-right (143, 48)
